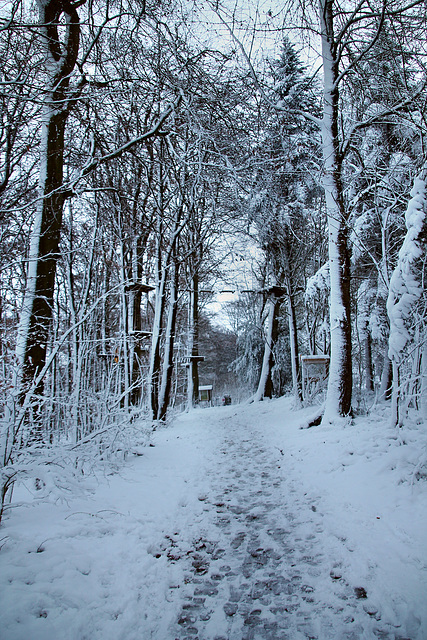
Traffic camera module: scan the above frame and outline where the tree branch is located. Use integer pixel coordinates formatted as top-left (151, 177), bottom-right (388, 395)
top-left (61, 95), bottom-right (182, 196)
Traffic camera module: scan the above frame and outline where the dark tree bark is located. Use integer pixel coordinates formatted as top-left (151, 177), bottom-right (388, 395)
top-left (281, 236), bottom-right (303, 406)
top-left (379, 352), bottom-right (393, 401)
top-left (362, 329), bottom-right (375, 393)
top-left (253, 295), bottom-right (279, 401)
top-left (16, 0), bottom-right (81, 414)
top-left (187, 271), bottom-right (201, 409)
top-left (191, 280), bottom-right (200, 406)
top-left (264, 299), bottom-right (279, 399)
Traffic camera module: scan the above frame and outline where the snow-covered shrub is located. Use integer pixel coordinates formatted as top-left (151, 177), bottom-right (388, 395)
top-left (0, 403), bottom-right (152, 522)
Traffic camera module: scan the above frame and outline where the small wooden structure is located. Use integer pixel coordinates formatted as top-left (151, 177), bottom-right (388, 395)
top-left (129, 330), bottom-right (152, 339)
top-left (181, 355), bottom-right (205, 368)
top-left (199, 384), bottom-right (213, 405)
top-left (124, 282), bottom-right (155, 294)
top-left (301, 355), bottom-right (330, 399)
top-left (264, 285), bottom-right (287, 298)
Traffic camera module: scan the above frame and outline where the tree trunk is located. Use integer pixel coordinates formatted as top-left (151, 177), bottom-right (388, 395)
top-left (360, 321), bottom-right (374, 393)
top-left (379, 352), bottom-right (393, 401)
top-left (148, 262), bottom-right (166, 421)
top-left (390, 360), bottom-right (401, 427)
top-left (387, 166), bottom-right (427, 424)
top-left (288, 292), bottom-right (303, 406)
top-left (319, 0), bottom-right (352, 422)
top-left (15, 0), bottom-right (80, 428)
top-left (282, 236), bottom-right (303, 406)
top-left (158, 258), bottom-right (179, 421)
top-left (421, 341), bottom-right (427, 419)
top-left (119, 242), bottom-right (131, 413)
top-left (253, 296), bottom-right (277, 402)
top-left (130, 286), bottom-right (144, 406)
top-left (187, 272), bottom-right (200, 410)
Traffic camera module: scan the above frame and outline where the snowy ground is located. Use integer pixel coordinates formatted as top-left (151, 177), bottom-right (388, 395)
top-left (1, 396), bottom-right (427, 640)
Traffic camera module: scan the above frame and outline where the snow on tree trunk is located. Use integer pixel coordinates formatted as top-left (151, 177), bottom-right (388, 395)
top-left (287, 293), bottom-right (302, 407)
top-left (14, 0), bottom-right (80, 430)
top-left (187, 274), bottom-right (200, 411)
top-left (119, 243), bottom-right (131, 413)
top-left (357, 282), bottom-right (375, 393)
top-left (421, 340), bottom-right (427, 419)
top-left (319, 0), bottom-right (352, 423)
top-left (158, 259), bottom-right (179, 421)
top-left (129, 284), bottom-right (144, 408)
top-left (379, 352), bottom-right (393, 402)
top-left (387, 167), bottom-right (427, 426)
top-left (362, 330), bottom-right (374, 393)
top-left (253, 296), bottom-right (276, 402)
top-left (281, 235), bottom-right (303, 406)
top-left (283, 260), bottom-right (303, 405)
top-left (148, 256), bottom-right (166, 421)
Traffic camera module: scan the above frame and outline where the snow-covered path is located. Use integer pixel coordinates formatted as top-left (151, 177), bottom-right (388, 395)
top-left (1, 398), bottom-right (426, 639)
top-left (167, 411), bottom-right (363, 640)
top-left (159, 409), bottom-right (400, 640)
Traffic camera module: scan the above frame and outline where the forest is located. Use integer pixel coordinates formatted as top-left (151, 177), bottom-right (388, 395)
top-left (0, 0), bottom-right (426, 522)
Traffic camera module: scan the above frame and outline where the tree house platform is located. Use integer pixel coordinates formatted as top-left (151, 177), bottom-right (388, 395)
top-left (124, 283), bottom-right (155, 294)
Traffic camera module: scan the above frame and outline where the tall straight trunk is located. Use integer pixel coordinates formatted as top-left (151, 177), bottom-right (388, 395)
top-left (187, 272), bottom-right (200, 410)
top-left (358, 308), bottom-right (374, 393)
top-left (267, 301), bottom-right (280, 398)
top-left (287, 293), bottom-right (303, 406)
top-left (158, 258), bottom-right (179, 421)
top-left (127, 178), bottom-right (145, 407)
top-left (282, 237), bottom-right (303, 406)
top-left (362, 329), bottom-right (374, 393)
top-left (16, 112), bottom-right (67, 397)
top-left (119, 246), bottom-right (130, 413)
top-left (253, 296), bottom-right (277, 402)
top-left (148, 260), bottom-right (167, 420)
top-left (66, 259), bottom-right (82, 441)
top-left (421, 341), bottom-right (427, 419)
top-left (15, 0), bottom-right (80, 415)
top-left (390, 361), bottom-right (400, 427)
top-left (148, 144), bottom-right (167, 420)
top-left (379, 352), bottom-right (393, 401)
top-left (319, 0), bottom-right (352, 422)
top-left (130, 286), bottom-right (144, 406)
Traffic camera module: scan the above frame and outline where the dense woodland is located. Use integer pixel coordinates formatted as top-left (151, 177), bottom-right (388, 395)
top-left (0, 0), bottom-right (426, 521)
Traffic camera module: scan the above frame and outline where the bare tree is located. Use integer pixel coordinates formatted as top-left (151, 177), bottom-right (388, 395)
top-left (14, 0), bottom-right (83, 428)
top-left (11, 0), bottom-right (181, 428)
